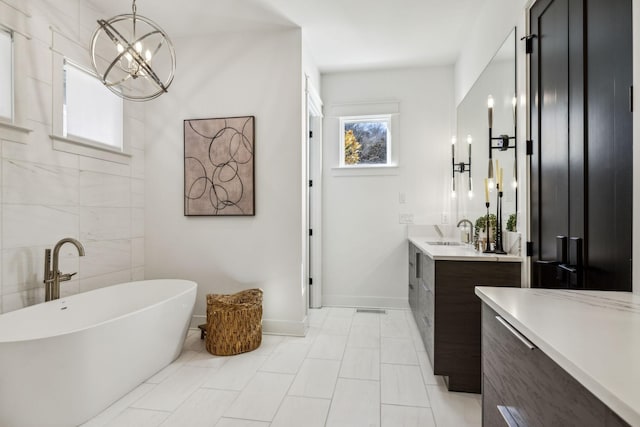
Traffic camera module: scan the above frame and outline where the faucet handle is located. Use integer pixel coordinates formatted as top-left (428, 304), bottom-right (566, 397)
top-left (58, 271), bottom-right (78, 282)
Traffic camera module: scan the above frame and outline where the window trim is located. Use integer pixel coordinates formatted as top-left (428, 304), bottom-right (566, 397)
top-left (0, 25), bottom-right (14, 123)
top-left (0, 21), bottom-right (32, 143)
top-left (62, 60), bottom-right (124, 150)
top-left (51, 36), bottom-right (130, 163)
top-left (339, 114), bottom-right (394, 168)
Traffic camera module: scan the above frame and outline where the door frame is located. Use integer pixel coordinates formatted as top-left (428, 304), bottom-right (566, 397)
top-left (305, 76), bottom-right (323, 308)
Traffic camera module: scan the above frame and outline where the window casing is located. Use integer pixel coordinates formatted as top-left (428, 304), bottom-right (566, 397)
top-left (339, 115), bottom-right (392, 167)
top-left (63, 61), bottom-right (123, 151)
top-left (0, 27), bottom-right (13, 122)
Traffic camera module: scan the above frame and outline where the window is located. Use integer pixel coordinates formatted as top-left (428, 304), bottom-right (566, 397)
top-left (339, 115), bottom-right (392, 167)
top-left (63, 61), bottom-right (123, 151)
top-left (0, 27), bottom-right (12, 121)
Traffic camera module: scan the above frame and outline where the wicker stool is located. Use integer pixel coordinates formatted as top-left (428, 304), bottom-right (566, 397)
top-left (205, 288), bottom-right (263, 356)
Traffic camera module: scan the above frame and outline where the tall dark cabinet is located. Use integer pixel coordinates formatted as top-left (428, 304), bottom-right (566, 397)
top-left (529, 0), bottom-right (632, 291)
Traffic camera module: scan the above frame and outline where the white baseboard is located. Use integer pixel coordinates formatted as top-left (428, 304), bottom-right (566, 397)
top-left (190, 315), bottom-right (205, 329)
top-left (321, 295), bottom-right (410, 310)
top-left (190, 315), bottom-right (306, 337)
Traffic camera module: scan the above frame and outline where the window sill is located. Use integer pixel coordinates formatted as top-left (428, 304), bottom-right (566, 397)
top-left (0, 120), bottom-right (33, 144)
top-left (50, 134), bottom-right (131, 164)
top-left (331, 164), bottom-right (399, 177)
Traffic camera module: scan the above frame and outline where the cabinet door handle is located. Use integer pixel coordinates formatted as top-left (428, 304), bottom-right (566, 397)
top-left (409, 284), bottom-right (414, 290)
top-left (497, 405), bottom-right (519, 427)
top-left (495, 316), bottom-right (537, 350)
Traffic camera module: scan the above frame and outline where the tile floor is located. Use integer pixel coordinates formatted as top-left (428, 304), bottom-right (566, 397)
top-left (82, 307), bottom-right (482, 427)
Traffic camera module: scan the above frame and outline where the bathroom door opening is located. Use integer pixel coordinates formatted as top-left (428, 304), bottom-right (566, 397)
top-left (306, 78), bottom-right (323, 308)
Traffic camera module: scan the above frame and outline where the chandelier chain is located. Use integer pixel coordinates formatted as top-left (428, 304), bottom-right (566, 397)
top-left (132, 0), bottom-right (137, 37)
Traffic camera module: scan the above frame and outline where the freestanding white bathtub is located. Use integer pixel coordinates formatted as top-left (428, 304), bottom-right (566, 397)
top-left (0, 279), bottom-right (197, 427)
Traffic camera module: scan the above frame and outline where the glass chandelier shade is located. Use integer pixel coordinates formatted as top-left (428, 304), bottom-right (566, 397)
top-left (90, 0), bottom-right (175, 101)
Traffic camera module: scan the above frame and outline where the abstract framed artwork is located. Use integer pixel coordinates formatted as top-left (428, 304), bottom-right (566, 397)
top-left (184, 116), bottom-right (255, 216)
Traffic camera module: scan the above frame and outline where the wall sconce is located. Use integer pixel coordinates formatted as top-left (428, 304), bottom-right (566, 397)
top-left (487, 95), bottom-right (517, 191)
top-left (451, 135), bottom-right (473, 199)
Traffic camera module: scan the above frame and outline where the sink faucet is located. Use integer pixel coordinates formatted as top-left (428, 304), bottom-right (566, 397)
top-left (44, 238), bottom-right (85, 301)
top-left (457, 219), bottom-right (474, 244)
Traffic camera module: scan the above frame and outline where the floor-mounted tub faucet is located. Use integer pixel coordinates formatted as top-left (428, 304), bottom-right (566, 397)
top-left (44, 238), bottom-right (85, 301)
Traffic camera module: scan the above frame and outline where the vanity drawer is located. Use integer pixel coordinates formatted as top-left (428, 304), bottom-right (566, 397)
top-left (408, 282), bottom-right (417, 311)
top-left (421, 252), bottom-right (435, 293)
top-left (482, 375), bottom-right (517, 427)
top-left (419, 307), bottom-right (434, 365)
top-left (482, 305), bottom-right (609, 427)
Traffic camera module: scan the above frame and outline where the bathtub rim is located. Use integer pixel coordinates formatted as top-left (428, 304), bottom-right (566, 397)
top-left (0, 279), bottom-right (197, 344)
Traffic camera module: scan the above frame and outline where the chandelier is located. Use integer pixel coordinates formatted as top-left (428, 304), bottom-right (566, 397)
top-left (90, 0), bottom-right (176, 101)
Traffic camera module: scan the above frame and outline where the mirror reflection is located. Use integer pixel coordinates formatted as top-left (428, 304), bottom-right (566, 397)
top-left (455, 28), bottom-right (516, 233)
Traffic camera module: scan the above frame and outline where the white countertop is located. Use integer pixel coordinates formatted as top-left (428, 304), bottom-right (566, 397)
top-left (475, 287), bottom-right (640, 426)
top-left (409, 236), bottom-right (522, 262)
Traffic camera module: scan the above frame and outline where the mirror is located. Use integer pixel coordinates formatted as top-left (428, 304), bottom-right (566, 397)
top-left (455, 28), bottom-right (516, 228)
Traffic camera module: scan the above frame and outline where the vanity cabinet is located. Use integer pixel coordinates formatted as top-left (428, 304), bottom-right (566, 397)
top-left (409, 247), bottom-right (520, 393)
top-left (408, 243), bottom-right (420, 312)
top-left (481, 304), bottom-right (631, 427)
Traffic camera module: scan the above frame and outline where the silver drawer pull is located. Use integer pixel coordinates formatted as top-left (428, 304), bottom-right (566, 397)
top-left (495, 316), bottom-right (537, 350)
top-left (497, 405), bottom-right (519, 427)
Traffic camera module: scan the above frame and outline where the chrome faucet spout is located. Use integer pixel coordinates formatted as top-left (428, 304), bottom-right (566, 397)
top-left (44, 238), bottom-right (85, 301)
top-left (457, 219), bottom-right (474, 229)
top-left (456, 219), bottom-right (474, 244)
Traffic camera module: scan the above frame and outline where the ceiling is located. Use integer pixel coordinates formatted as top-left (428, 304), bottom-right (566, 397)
top-left (87, 0), bottom-right (486, 73)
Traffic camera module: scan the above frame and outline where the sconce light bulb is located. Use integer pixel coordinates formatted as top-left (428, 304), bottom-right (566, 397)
top-left (451, 136), bottom-right (457, 145)
top-left (145, 49), bottom-right (152, 62)
top-left (487, 95), bottom-right (495, 109)
top-left (135, 41), bottom-right (143, 53)
top-left (451, 190), bottom-right (457, 199)
top-left (488, 179), bottom-right (495, 190)
top-left (468, 190), bottom-right (473, 199)
top-left (116, 43), bottom-right (124, 54)
top-left (466, 135), bottom-right (472, 144)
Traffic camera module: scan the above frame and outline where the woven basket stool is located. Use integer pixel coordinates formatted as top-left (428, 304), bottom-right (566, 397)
top-left (205, 288), bottom-right (263, 356)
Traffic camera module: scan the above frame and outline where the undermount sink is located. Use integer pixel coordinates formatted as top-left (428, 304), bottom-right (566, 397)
top-left (425, 241), bottom-right (464, 246)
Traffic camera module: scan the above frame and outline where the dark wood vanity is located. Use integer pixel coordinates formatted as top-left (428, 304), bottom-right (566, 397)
top-left (481, 304), bottom-right (630, 427)
top-left (476, 287), bottom-right (638, 427)
top-left (408, 241), bottom-right (521, 393)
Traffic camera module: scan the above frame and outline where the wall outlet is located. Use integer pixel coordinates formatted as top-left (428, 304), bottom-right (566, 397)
top-left (399, 214), bottom-right (414, 224)
top-left (441, 212), bottom-right (449, 224)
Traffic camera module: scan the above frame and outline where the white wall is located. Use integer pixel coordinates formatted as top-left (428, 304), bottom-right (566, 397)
top-left (454, 0), bottom-right (529, 106)
top-left (321, 67), bottom-right (454, 308)
top-left (0, 0), bottom-right (146, 313)
top-left (144, 29), bottom-right (307, 334)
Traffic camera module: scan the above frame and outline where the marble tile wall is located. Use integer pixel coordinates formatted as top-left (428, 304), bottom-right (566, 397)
top-left (0, 0), bottom-right (145, 313)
